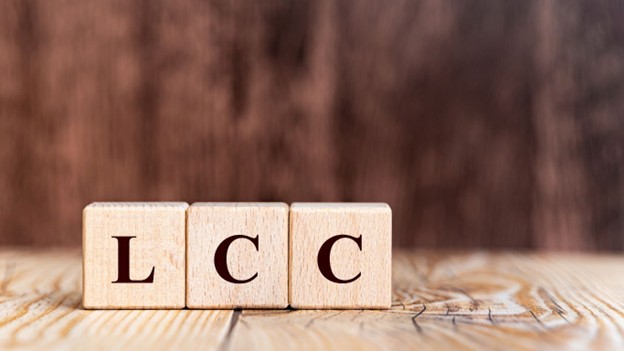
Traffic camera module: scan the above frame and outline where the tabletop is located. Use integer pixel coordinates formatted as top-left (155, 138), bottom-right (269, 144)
top-left (0, 248), bottom-right (622, 350)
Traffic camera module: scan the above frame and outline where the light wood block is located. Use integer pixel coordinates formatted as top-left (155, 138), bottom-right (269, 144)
top-left (289, 203), bottom-right (392, 309)
top-left (186, 203), bottom-right (289, 308)
top-left (82, 202), bottom-right (188, 309)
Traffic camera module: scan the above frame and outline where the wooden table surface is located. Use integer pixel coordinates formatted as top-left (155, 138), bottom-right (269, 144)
top-left (0, 249), bottom-right (622, 350)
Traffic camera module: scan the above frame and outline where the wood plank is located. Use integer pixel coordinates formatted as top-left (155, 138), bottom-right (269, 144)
top-left (230, 250), bottom-right (624, 350)
top-left (1, 249), bottom-right (623, 349)
top-left (0, 249), bottom-right (233, 350)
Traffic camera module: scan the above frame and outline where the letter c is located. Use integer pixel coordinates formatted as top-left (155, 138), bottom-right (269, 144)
top-left (317, 234), bottom-right (362, 284)
top-left (214, 235), bottom-right (259, 284)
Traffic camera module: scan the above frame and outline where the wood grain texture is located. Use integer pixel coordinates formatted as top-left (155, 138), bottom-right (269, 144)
top-left (0, 0), bottom-right (624, 251)
top-left (233, 251), bottom-right (624, 350)
top-left (186, 203), bottom-right (289, 308)
top-left (82, 202), bottom-right (188, 309)
top-left (1, 249), bottom-right (624, 349)
top-left (0, 249), bottom-right (233, 351)
top-left (289, 203), bottom-right (392, 309)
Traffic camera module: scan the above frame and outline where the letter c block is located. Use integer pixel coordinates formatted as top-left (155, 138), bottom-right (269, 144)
top-left (289, 203), bottom-right (392, 309)
top-left (186, 203), bottom-right (289, 308)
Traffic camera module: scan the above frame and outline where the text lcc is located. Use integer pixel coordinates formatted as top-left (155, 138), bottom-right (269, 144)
top-left (112, 234), bottom-right (363, 285)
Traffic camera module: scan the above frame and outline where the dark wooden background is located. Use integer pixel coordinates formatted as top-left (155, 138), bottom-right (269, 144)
top-left (1, 0), bottom-right (623, 250)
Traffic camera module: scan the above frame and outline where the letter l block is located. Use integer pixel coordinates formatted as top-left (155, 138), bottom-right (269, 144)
top-left (186, 203), bottom-right (289, 308)
top-left (289, 203), bottom-right (392, 309)
top-left (82, 202), bottom-right (187, 309)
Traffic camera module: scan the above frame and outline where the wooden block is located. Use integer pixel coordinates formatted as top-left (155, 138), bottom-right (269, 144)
top-left (289, 203), bottom-right (392, 309)
top-left (186, 203), bottom-right (289, 308)
top-left (82, 202), bottom-right (187, 309)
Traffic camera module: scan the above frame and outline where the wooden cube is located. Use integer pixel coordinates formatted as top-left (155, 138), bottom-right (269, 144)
top-left (289, 203), bottom-right (392, 309)
top-left (186, 203), bottom-right (289, 308)
top-left (82, 202), bottom-right (187, 309)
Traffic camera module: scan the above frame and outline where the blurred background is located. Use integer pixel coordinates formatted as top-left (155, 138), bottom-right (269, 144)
top-left (1, 0), bottom-right (623, 250)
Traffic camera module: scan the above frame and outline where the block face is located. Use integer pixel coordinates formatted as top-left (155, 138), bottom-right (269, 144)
top-left (82, 202), bottom-right (187, 309)
top-left (289, 203), bottom-right (392, 309)
top-left (186, 203), bottom-right (289, 308)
